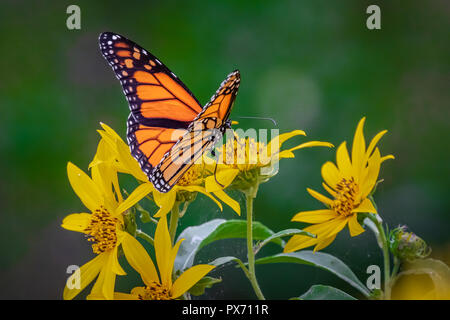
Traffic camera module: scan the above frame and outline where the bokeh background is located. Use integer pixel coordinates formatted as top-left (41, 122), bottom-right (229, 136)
top-left (0, 0), bottom-right (448, 299)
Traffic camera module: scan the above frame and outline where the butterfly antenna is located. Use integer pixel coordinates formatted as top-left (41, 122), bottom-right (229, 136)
top-left (235, 116), bottom-right (277, 126)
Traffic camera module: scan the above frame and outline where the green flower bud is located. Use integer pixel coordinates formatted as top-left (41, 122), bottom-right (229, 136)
top-left (389, 225), bottom-right (431, 261)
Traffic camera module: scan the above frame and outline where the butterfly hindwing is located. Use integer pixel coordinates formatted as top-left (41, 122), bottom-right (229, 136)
top-left (126, 114), bottom-right (186, 175)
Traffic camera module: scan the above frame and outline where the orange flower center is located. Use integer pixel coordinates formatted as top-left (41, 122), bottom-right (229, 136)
top-left (138, 281), bottom-right (172, 300)
top-left (333, 177), bottom-right (359, 217)
top-left (84, 206), bottom-right (118, 254)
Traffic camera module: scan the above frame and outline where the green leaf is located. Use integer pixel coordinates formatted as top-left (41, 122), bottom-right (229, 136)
top-left (175, 219), bottom-right (225, 272)
top-left (208, 256), bottom-right (251, 280)
top-left (255, 251), bottom-right (370, 297)
top-left (198, 219), bottom-right (283, 251)
top-left (188, 276), bottom-right (222, 296)
top-left (254, 228), bottom-right (315, 254)
top-left (175, 219), bottom-right (280, 272)
top-left (295, 285), bottom-right (357, 300)
top-left (209, 256), bottom-right (241, 267)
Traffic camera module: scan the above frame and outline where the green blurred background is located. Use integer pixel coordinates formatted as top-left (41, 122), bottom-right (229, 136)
top-left (0, 0), bottom-right (448, 299)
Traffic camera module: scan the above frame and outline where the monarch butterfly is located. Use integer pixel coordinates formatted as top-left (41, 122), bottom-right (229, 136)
top-left (99, 32), bottom-right (240, 193)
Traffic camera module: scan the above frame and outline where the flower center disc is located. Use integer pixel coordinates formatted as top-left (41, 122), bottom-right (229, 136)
top-left (84, 206), bottom-right (118, 254)
top-left (333, 177), bottom-right (359, 217)
top-left (139, 282), bottom-right (172, 300)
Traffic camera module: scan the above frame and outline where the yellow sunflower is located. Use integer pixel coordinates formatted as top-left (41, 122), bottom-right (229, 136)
top-left (62, 162), bottom-right (153, 300)
top-left (113, 215), bottom-right (215, 300)
top-left (284, 117), bottom-right (394, 253)
top-left (205, 129), bottom-right (334, 194)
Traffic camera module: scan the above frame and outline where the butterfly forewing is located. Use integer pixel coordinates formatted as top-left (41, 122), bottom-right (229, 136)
top-left (99, 32), bottom-right (203, 127)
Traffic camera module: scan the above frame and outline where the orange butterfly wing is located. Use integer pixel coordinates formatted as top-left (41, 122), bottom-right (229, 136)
top-left (100, 32), bottom-right (240, 192)
top-left (99, 32), bottom-right (202, 176)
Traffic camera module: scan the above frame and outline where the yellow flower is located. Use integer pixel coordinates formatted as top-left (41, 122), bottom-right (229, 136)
top-left (284, 117), bottom-right (394, 253)
top-left (113, 215), bottom-right (215, 300)
top-left (97, 122), bottom-right (240, 216)
top-left (205, 130), bottom-right (334, 194)
top-left (95, 122), bottom-right (148, 182)
top-left (62, 162), bottom-right (153, 300)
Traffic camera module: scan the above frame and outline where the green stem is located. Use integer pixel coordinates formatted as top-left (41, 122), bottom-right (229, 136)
top-left (367, 214), bottom-right (391, 299)
top-left (136, 229), bottom-right (154, 246)
top-left (391, 257), bottom-right (401, 281)
top-left (245, 190), bottom-right (265, 300)
top-left (169, 201), bottom-right (180, 245)
top-left (234, 258), bottom-right (251, 280)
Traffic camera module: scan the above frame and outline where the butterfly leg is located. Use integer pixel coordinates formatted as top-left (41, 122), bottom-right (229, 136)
top-left (213, 160), bottom-right (225, 189)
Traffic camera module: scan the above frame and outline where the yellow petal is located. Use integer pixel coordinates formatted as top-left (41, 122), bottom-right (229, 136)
top-left (87, 250), bottom-right (117, 300)
top-left (287, 140), bottom-right (334, 153)
top-left (284, 233), bottom-right (319, 253)
top-left (205, 168), bottom-right (239, 192)
top-left (322, 182), bottom-right (337, 198)
top-left (155, 215), bottom-right (172, 287)
top-left (266, 130), bottom-right (306, 156)
top-left (336, 142), bottom-right (352, 177)
top-left (99, 250), bottom-right (117, 300)
top-left (99, 123), bottom-right (148, 182)
top-left (351, 117), bottom-right (367, 177)
top-left (290, 217), bottom-right (347, 251)
top-left (116, 137), bottom-right (148, 182)
top-left (365, 130), bottom-right (387, 161)
top-left (352, 198), bottom-right (377, 214)
top-left (277, 150), bottom-right (295, 159)
top-left (278, 129), bottom-right (306, 145)
top-left (113, 292), bottom-right (139, 300)
top-left (130, 286), bottom-right (147, 297)
top-left (360, 148), bottom-right (381, 199)
top-left (61, 213), bottom-right (91, 232)
top-left (321, 162), bottom-right (342, 191)
top-left (63, 253), bottom-right (107, 300)
top-left (100, 122), bottom-right (123, 141)
top-left (313, 234), bottom-right (337, 252)
top-left (291, 209), bottom-right (338, 223)
top-left (115, 183), bottom-right (153, 216)
top-left (311, 216), bottom-right (348, 240)
top-left (121, 232), bottom-right (159, 285)
top-left (213, 189), bottom-right (241, 215)
top-left (166, 238), bottom-right (184, 288)
top-left (109, 241), bottom-right (126, 275)
top-left (153, 190), bottom-right (176, 218)
top-left (89, 138), bottom-right (115, 169)
top-left (91, 163), bottom-right (118, 212)
top-left (171, 265), bottom-right (216, 299)
top-left (381, 154), bottom-right (395, 163)
top-left (67, 162), bottom-right (102, 212)
top-left (348, 214), bottom-right (365, 237)
top-left (179, 185), bottom-right (223, 211)
top-left (307, 188), bottom-right (334, 207)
